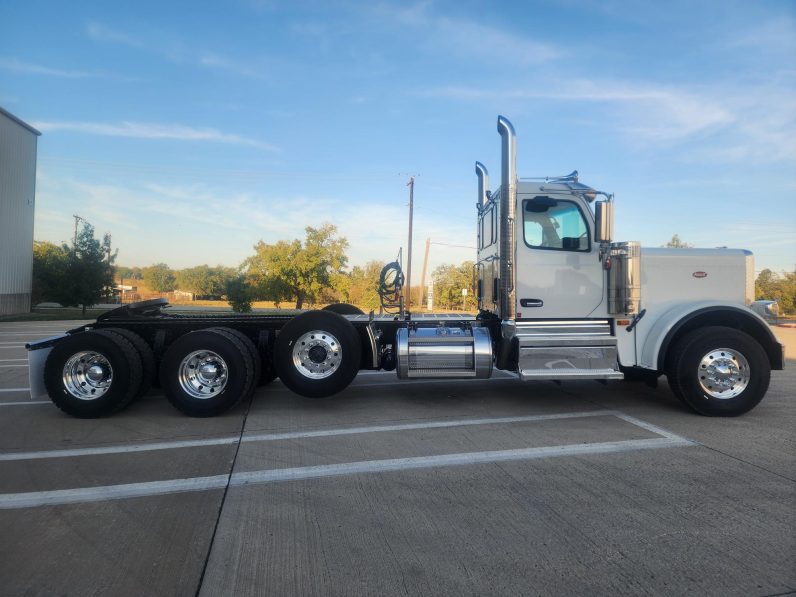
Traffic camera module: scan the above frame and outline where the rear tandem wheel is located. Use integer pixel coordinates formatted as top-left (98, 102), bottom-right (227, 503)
top-left (43, 330), bottom-right (143, 418)
top-left (159, 329), bottom-right (255, 417)
top-left (275, 310), bottom-right (361, 398)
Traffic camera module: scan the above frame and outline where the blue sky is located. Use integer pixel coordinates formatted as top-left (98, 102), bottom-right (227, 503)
top-left (1, 0), bottom-right (794, 275)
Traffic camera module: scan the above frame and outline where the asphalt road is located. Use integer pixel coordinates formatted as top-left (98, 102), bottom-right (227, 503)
top-left (0, 321), bottom-right (794, 596)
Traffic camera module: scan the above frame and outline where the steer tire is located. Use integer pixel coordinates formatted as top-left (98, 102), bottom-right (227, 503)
top-left (160, 329), bottom-right (254, 417)
top-left (95, 328), bottom-right (156, 398)
top-left (44, 331), bottom-right (143, 418)
top-left (275, 310), bottom-right (361, 398)
top-left (667, 326), bottom-right (770, 416)
top-left (322, 303), bottom-right (365, 316)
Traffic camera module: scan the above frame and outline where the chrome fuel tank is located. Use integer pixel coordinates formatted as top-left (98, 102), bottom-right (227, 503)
top-left (396, 326), bottom-right (493, 379)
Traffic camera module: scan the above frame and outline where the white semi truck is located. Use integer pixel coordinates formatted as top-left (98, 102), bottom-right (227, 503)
top-left (27, 116), bottom-right (784, 418)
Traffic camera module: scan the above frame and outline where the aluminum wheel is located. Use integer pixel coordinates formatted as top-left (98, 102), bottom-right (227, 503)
top-left (62, 351), bottom-right (114, 400)
top-left (697, 347), bottom-right (750, 399)
top-left (292, 330), bottom-right (342, 379)
top-left (178, 350), bottom-right (229, 399)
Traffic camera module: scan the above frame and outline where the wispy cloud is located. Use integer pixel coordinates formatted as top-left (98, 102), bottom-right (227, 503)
top-left (418, 77), bottom-right (796, 163)
top-left (85, 21), bottom-right (270, 79)
top-left (420, 80), bottom-right (733, 139)
top-left (723, 17), bottom-right (796, 55)
top-left (86, 22), bottom-right (148, 49)
top-left (378, 3), bottom-right (561, 65)
top-left (433, 17), bottom-right (561, 65)
top-left (0, 57), bottom-right (93, 78)
top-left (32, 120), bottom-right (278, 150)
top-left (198, 53), bottom-right (268, 79)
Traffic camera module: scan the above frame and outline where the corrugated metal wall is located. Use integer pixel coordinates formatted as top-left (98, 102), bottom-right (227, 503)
top-left (0, 110), bottom-right (38, 315)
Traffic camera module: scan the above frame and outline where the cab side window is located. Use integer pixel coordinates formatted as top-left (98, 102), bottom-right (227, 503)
top-left (523, 197), bottom-right (590, 252)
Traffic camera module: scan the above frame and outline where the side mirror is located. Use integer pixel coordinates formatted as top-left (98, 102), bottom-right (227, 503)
top-left (595, 201), bottom-right (614, 243)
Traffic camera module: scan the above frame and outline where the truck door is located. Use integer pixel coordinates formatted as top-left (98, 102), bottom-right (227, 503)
top-left (514, 194), bottom-right (604, 319)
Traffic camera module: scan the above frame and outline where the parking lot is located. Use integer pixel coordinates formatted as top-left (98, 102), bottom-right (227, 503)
top-left (0, 320), bottom-right (794, 596)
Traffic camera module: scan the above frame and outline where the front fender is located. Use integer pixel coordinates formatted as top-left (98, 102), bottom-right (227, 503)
top-left (640, 301), bottom-right (784, 371)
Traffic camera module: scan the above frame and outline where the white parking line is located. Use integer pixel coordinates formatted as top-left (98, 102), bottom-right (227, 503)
top-left (0, 388), bottom-right (31, 393)
top-left (0, 436), bottom-right (693, 509)
top-left (0, 332), bottom-right (66, 336)
top-left (0, 364), bottom-right (27, 368)
top-left (0, 401), bottom-right (49, 406)
top-left (0, 410), bottom-right (619, 461)
top-left (0, 358), bottom-right (27, 363)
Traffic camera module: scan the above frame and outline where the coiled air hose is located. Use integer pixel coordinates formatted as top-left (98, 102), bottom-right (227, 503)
top-left (378, 261), bottom-right (404, 314)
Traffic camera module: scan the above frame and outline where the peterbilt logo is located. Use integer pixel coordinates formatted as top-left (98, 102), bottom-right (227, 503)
top-left (692, 271), bottom-right (708, 278)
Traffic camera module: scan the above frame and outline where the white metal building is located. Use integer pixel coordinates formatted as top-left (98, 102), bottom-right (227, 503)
top-left (0, 107), bottom-right (40, 315)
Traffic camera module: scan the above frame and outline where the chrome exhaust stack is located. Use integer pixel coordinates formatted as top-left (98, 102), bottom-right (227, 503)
top-left (475, 161), bottom-right (489, 208)
top-left (497, 115), bottom-right (517, 320)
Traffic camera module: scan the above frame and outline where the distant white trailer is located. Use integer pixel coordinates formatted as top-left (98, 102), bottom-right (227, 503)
top-left (0, 106), bottom-right (40, 316)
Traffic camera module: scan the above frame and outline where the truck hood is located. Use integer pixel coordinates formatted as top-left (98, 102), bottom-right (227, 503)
top-left (639, 247), bottom-right (754, 311)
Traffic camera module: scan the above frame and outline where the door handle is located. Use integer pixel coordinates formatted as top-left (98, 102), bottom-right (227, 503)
top-left (520, 298), bottom-right (544, 307)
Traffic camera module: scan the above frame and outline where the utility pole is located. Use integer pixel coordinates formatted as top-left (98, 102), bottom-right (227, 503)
top-left (72, 214), bottom-right (82, 247)
top-left (405, 176), bottom-right (414, 309)
top-left (419, 237), bottom-right (431, 309)
top-left (106, 233), bottom-right (114, 303)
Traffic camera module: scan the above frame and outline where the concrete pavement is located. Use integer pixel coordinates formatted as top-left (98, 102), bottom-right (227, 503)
top-left (0, 320), bottom-right (793, 596)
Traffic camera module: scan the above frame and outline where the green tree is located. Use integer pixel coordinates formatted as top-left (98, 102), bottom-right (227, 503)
top-left (143, 263), bottom-right (176, 293)
top-left (176, 265), bottom-right (236, 299)
top-left (347, 261), bottom-right (383, 311)
top-left (31, 241), bottom-right (69, 307)
top-left (58, 223), bottom-right (116, 314)
top-left (244, 224), bottom-right (349, 309)
top-left (663, 234), bottom-right (693, 248)
top-left (116, 266), bottom-right (142, 281)
top-left (431, 261), bottom-right (476, 311)
top-left (755, 268), bottom-right (796, 314)
top-left (225, 275), bottom-right (254, 313)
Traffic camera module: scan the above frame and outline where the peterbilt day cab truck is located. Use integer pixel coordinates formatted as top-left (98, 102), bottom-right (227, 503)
top-left (27, 116), bottom-right (784, 418)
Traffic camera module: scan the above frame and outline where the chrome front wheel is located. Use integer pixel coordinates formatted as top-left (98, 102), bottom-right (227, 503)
top-left (697, 348), bottom-right (750, 399)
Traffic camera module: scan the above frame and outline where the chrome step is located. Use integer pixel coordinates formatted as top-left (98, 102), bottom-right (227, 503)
top-left (520, 368), bottom-right (624, 381)
top-left (516, 325), bottom-right (622, 381)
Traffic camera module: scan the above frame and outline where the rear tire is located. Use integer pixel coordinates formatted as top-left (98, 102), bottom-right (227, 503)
top-left (667, 326), bottom-right (770, 416)
top-left (44, 331), bottom-right (143, 418)
top-left (95, 328), bottom-right (156, 398)
top-left (160, 329), bottom-right (255, 417)
top-left (208, 327), bottom-right (261, 395)
top-left (275, 311), bottom-right (361, 398)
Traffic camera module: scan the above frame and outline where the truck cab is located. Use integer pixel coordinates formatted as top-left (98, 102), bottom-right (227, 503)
top-left (474, 116), bottom-right (783, 415)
